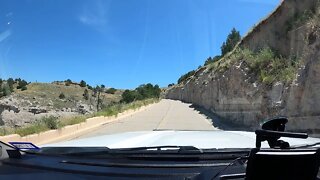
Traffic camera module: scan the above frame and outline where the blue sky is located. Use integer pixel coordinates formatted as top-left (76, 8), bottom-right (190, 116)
top-left (0, 0), bottom-right (280, 89)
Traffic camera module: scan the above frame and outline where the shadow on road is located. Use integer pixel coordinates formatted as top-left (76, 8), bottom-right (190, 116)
top-left (189, 104), bottom-right (254, 131)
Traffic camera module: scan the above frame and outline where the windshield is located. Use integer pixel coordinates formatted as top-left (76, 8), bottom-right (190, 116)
top-left (0, 0), bottom-right (320, 150)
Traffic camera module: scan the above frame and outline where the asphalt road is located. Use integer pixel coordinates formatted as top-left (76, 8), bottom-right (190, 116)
top-left (77, 99), bottom-right (217, 139)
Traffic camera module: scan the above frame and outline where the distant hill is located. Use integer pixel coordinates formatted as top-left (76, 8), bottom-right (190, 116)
top-left (0, 81), bottom-right (122, 127)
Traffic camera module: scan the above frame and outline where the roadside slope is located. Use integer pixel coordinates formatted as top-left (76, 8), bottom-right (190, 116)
top-left (166, 0), bottom-right (320, 132)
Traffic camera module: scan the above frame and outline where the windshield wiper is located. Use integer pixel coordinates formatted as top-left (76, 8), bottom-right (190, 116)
top-left (37, 146), bottom-right (202, 156)
top-left (112, 145), bottom-right (203, 154)
top-left (38, 146), bottom-right (250, 161)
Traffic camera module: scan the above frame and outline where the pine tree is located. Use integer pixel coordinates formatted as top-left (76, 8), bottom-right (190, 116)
top-left (221, 28), bottom-right (241, 56)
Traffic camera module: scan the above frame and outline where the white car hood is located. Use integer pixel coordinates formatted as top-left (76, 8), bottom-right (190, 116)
top-left (42, 130), bottom-right (320, 149)
top-left (43, 130), bottom-right (320, 149)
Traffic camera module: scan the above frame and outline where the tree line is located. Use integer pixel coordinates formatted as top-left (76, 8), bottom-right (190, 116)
top-left (0, 78), bottom-right (29, 98)
top-left (121, 83), bottom-right (161, 103)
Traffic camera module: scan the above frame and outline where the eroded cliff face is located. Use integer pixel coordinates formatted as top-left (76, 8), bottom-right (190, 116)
top-left (166, 0), bottom-right (320, 132)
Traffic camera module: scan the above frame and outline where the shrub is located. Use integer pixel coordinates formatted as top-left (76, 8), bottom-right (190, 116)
top-left (285, 10), bottom-right (315, 32)
top-left (59, 93), bottom-right (65, 99)
top-left (7, 78), bottom-right (14, 92)
top-left (121, 84), bottom-right (160, 103)
top-left (42, 116), bottom-right (59, 129)
top-left (178, 70), bottom-right (195, 84)
top-left (1, 84), bottom-right (11, 97)
top-left (21, 86), bottom-right (27, 91)
top-left (15, 123), bottom-right (48, 136)
top-left (65, 79), bottom-right (72, 86)
top-left (204, 55), bottom-right (221, 66)
top-left (106, 88), bottom-right (117, 94)
top-left (87, 85), bottom-right (93, 90)
top-left (121, 90), bottom-right (139, 103)
top-left (83, 89), bottom-right (89, 100)
top-left (17, 80), bottom-right (28, 89)
top-left (80, 80), bottom-right (86, 87)
top-left (225, 47), bottom-right (300, 85)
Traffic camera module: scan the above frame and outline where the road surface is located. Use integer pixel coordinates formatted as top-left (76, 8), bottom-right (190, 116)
top-left (77, 99), bottom-right (217, 139)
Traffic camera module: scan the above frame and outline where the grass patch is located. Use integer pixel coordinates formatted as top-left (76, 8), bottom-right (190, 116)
top-left (210, 47), bottom-right (299, 85)
top-left (15, 123), bottom-right (49, 137)
top-left (94, 98), bottom-right (159, 117)
top-left (285, 10), bottom-right (315, 32)
top-left (243, 48), bottom-right (299, 84)
top-left (0, 98), bottom-right (159, 137)
top-left (58, 116), bottom-right (88, 127)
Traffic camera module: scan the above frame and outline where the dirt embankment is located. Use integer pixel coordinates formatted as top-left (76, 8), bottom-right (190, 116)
top-left (166, 0), bottom-right (320, 132)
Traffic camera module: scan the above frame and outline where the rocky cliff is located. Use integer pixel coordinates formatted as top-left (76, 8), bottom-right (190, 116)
top-left (166, 0), bottom-right (320, 132)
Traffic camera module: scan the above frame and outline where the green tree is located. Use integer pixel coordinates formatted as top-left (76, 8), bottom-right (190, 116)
top-left (80, 80), bottom-right (86, 87)
top-left (94, 85), bottom-right (102, 111)
top-left (204, 55), bottom-right (221, 66)
top-left (154, 85), bottom-right (161, 98)
top-left (83, 89), bottom-right (89, 100)
top-left (1, 84), bottom-right (11, 97)
top-left (87, 85), bottom-right (93, 90)
top-left (17, 80), bottom-right (28, 89)
top-left (59, 93), bottom-right (65, 99)
top-left (21, 86), bottom-right (27, 91)
top-left (178, 70), bottom-right (195, 84)
top-left (121, 83), bottom-right (160, 103)
top-left (106, 88), bottom-right (117, 94)
top-left (221, 28), bottom-right (241, 56)
top-left (121, 90), bottom-right (138, 103)
top-left (15, 78), bottom-right (21, 83)
top-left (65, 79), bottom-right (72, 86)
top-left (7, 78), bottom-right (14, 92)
top-left (101, 84), bottom-right (105, 89)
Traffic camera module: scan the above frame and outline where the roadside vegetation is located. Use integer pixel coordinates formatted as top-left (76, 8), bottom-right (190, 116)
top-left (121, 83), bottom-right (161, 103)
top-left (0, 80), bottom-right (160, 136)
top-left (0, 98), bottom-right (158, 136)
top-left (177, 70), bottom-right (196, 84)
top-left (211, 47), bottom-right (299, 85)
top-left (177, 28), bottom-right (241, 85)
top-left (285, 9), bottom-right (316, 32)
top-left (0, 78), bottom-right (29, 98)
top-left (177, 21), bottom-right (302, 86)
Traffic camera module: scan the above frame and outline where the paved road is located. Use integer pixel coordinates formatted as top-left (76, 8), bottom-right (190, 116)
top-left (77, 99), bottom-right (217, 139)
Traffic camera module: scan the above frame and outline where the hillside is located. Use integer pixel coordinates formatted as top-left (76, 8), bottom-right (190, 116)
top-left (166, 0), bottom-right (320, 132)
top-left (0, 82), bottom-right (122, 127)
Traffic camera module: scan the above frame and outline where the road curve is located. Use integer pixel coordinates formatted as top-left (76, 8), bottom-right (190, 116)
top-left (77, 99), bottom-right (217, 139)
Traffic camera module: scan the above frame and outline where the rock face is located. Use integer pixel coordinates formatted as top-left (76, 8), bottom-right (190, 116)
top-left (166, 0), bottom-right (320, 132)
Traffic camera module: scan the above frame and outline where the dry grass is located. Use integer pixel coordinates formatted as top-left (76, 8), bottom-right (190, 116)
top-left (0, 98), bottom-right (159, 137)
top-left (15, 83), bottom-right (122, 110)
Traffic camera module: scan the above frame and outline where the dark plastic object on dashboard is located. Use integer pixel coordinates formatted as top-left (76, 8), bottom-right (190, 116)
top-left (256, 117), bottom-right (308, 148)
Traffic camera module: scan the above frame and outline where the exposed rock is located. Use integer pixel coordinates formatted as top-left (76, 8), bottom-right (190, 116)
top-left (166, 0), bottom-right (320, 133)
top-left (77, 103), bottom-right (92, 114)
top-left (28, 106), bottom-right (47, 114)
